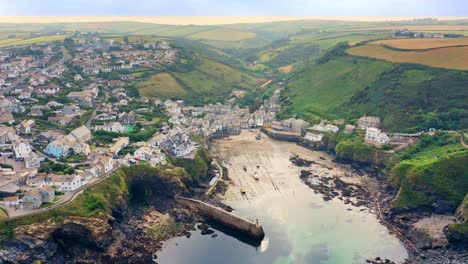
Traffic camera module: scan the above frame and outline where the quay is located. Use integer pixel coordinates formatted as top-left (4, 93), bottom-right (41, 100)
top-left (175, 196), bottom-right (265, 240)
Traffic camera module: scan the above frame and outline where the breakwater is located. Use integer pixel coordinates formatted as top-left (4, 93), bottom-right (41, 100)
top-left (175, 196), bottom-right (265, 240)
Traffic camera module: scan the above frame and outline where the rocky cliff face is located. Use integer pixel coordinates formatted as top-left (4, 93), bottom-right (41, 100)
top-left (0, 165), bottom-right (192, 263)
top-left (447, 194), bottom-right (468, 246)
top-left (0, 214), bottom-right (114, 264)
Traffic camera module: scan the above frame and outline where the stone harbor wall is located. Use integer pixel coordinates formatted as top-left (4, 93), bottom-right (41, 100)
top-left (175, 196), bottom-right (265, 240)
top-left (260, 127), bottom-right (301, 142)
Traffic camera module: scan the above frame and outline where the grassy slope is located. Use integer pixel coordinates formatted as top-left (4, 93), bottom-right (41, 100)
top-left (284, 43), bottom-right (468, 132)
top-left (172, 56), bottom-right (261, 102)
top-left (390, 133), bottom-right (468, 210)
top-left (138, 54), bottom-right (262, 104)
top-left (187, 28), bottom-right (256, 41)
top-left (138, 72), bottom-right (187, 97)
top-left (0, 171), bottom-right (128, 240)
top-left (341, 64), bottom-right (468, 132)
top-left (285, 55), bottom-right (392, 121)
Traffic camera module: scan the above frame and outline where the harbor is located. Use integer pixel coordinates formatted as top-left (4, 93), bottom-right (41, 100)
top-left (155, 130), bottom-right (408, 263)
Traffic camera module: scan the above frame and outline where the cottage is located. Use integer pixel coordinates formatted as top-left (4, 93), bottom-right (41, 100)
top-left (95, 113), bottom-right (116, 121)
top-left (44, 137), bottom-right (71, 158)
top-left (13, 141), bottom-right (32, 159)
top-left (48, 115), bottom-right (72, 126)
top-left (358, 115), bottom-right (381, 130)
top-left (310, 121), bottom-right (339, 133)
top-left (174, 141), bottom-right (195, 157)
top-left (62, 105), bottom-right (80, 116)
top-left (97, 155), bottom-right (114, 174)
top-left (72, 142), bottom-right (91, 156)
top-left (45, 175), bottom-right (82, 192)
top-left (0, 111), bottom-right (14, 124)
top-left (109, 137), bottom-right (129, 157)
top-left (22, 189), bottom-right (43, 210)
top-left (0, 126), bottom-right (16, 144)
top-left (1, 196), bottom-right (20, 207)
top-left (118, 111), bottom-right (137, 125)
top-left (74, 74), bottom-right (83, 81)
top-left (304, 132), bottom-right (324, 142)
top-left (46, 100), bottom-right (64, 108)
top-left (281, 118), bottom-right (310, 134)
top-left (36, 130), bottom-right (65, 142)
top-left (39, 185), bottom-right (55, 203)
top-left (26, 174), bottom-right (45, 187)
top-left (30, 105), bottom-right (50, 116)
top-left (16, 119), bottom-right (36, 134)
top-left (134, 146), bottom-right (166, 165)
top-left (69, 125), bottom-right (92, 143)
top-left (94, 122), bottom-right (125, 133)
top-left (36, 83), bottom-right (60, 94)
top-left (344, 124), bottom-right (356, 134)
top-left (24, 152), bottom-right (41, 168)
top-left (365, 127), bottom-right (389, 145)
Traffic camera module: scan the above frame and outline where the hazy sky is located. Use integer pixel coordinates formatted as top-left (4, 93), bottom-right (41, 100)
top-left (0, 0), bottom-right (466, 17)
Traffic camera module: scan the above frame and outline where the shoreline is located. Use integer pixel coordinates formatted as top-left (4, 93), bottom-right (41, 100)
top-left (0, 130), bottom-right (462, 263)
top-left (205, 129), bottom-right (464, 263)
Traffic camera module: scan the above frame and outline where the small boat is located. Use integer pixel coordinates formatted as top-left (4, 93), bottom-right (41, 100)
top-left (254, 172), bottom-right (259, 181)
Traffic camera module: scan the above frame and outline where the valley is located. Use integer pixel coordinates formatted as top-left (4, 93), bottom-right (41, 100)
top-left (0, 16), bottom-right (466, 264)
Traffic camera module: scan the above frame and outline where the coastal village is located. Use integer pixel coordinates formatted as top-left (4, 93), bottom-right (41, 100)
top-left (0, 37), bottom-right (433, 219)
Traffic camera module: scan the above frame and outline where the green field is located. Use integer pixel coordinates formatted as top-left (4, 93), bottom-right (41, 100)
top-left (137, 55), bottom-right (262, 104)
top-left (139, 72), bottom-right (186, 97)
top-left (0, 35), bottom-right (68, 48)
top-left (171, 56), bottom-right (262, 103)
top-left (187, 28), bottom-right (256, 41)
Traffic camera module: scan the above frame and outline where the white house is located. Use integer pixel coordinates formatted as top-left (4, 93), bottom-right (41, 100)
top-left (72, 142), bottom-right (91, 156)
top-left (74, 74), bottom-right (83, 81)
top-left (304, 132), bottom-right (324, 142)
top-left (45, 175), bottom-right (82, 192)
top-left (94, 122), bottom-right (125, 133)
top-left (1, 196), bottom-right (21, 206)
top-left (310, 122), bottom-right (339, 133)
top-left (365, 127), bottom-right (390, 144)
top-left (97, 155), bottom-right (114, 174)
top-left (24, 152), bottom-right (42, 168)
top-left (134, 146), bottom-right (159, 161)
top-left (13, 141), bottom-right (32, 159)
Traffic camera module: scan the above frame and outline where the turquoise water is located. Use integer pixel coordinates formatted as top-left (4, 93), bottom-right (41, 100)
top-left (155, 184), bottom-right (408, 264)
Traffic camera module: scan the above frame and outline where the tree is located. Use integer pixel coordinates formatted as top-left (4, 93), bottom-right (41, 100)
top-left (123, 36), bottom-right (129, 43)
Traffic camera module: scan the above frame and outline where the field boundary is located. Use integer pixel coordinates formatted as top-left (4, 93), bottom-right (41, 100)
top-left (377, 43), bottom-right (468, 52)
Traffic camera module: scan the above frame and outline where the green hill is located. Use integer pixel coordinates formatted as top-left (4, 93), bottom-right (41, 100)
top-left (282, 44), bottom-right (468, 132)
top-left (390, 133), bottom-right (468, 210)
top-left (137, 53), bottom-right (263, 105)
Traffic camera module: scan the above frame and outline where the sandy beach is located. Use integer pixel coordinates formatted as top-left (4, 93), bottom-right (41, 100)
top-left (210, 130), bottom-right (362, 202)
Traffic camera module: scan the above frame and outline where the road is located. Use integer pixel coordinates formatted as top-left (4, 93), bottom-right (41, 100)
top-left (0, 165), bottom-right (121, 222)
top-left (205, 159), bottom-right (222, 196)
top-left (86, 88), bottom-right (109, 129)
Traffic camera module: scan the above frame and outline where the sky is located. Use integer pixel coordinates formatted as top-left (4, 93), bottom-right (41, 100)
top-left (0, 0), bottom-right (467, 17)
